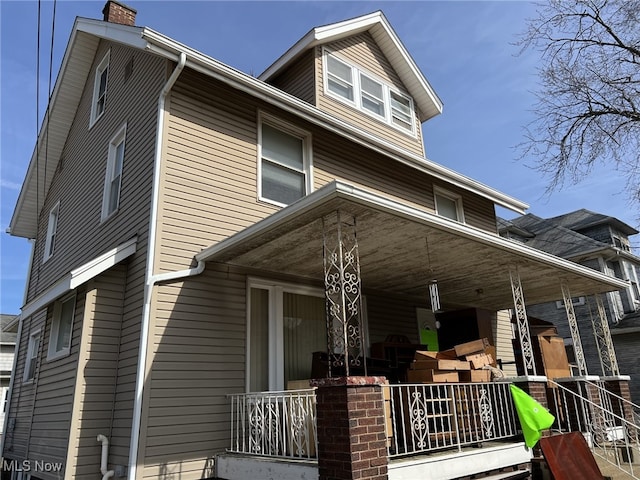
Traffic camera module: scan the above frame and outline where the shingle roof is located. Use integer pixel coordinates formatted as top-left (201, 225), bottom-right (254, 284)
top-left (549, 209), bottom-right (638, 236)
top-left (0, 314), bottom-right (19, 343)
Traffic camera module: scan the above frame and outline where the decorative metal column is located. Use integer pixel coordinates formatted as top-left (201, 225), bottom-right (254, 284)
top-left (561, 282), bottom-right (588, 376)
top-left (509, 267), bottom-right (537, 376)
top-left (322, 210), bottom-right (365, 377)
top-left (589, 294), bottom-right (620, 376)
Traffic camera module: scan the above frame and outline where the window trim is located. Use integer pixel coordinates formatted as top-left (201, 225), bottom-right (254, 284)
top-left (434, 186), bottom-right (465, 223)
top-left (23, 328), bottom-right (41, 383)
top-left (322, 48), bottom-right (417, 136)
top-left (257, 112), bottom-right (313, 207)
top-left (43, 201), bottom-right (60, 263)
top-left (555, 296), bottom-right (586, 309)
top-left (90, 50), bottom-right (110, 127)
top-left (47, 293), bottom-right (76, 361)
top-left (101, 123), bottom-right (127, 221)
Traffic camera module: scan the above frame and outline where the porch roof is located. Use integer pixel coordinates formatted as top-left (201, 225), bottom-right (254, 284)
top-left (196, 182), bottom-right (627, 311)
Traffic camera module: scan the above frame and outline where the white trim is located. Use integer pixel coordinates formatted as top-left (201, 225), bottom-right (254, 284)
top-left (46, 293), bottom-right (76, 361)
top-left (101, 122), bottom-right (127, 221)
top-left (257, 112), bottom-right (313, 207)
top-left (21, 237), bottom-right (137, 319)
top-left (23, 328), bottom-right (41, 383)
top-left (433, 186), bottom-right (465, 223)
top-left (90, 50), bottom-right (110, 128)
top-left (555, 296), bottom-right (586, 309)
top-left (43, 201), bottom-right (60, 262)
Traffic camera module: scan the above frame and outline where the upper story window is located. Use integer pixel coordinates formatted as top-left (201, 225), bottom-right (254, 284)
top-left (43, 202), bottom-right (60, 263)
top-left (90, 51), bottom-right (110, 127)
top-left (258, 115), bottom-right (311, 207)
top-left (102, 123), bottom-right (126, 220)
top-left (47, 294), bottom-right (75, 360)
top-left (434, 187), bottom-right (465, 223)
top-left (323, 49), bottom-right (416, 135)
top-left (23, 329), bottom-right (41, 383)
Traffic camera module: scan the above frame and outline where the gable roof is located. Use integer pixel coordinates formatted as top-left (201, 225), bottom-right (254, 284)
top-left (502, 213), bottom-right (609, 259)
top-left (548, 209), bottom-right (638, 236)
top-left (258, 11), bottom-right (443, 122)
top-left (9, 13), bottom-right (528, 239)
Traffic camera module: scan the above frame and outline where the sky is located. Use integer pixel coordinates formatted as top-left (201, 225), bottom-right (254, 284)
top-left (0, 0), bottom-right (637, 315)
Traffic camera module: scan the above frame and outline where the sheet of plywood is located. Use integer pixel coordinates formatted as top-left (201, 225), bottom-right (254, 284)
top-left (539, 432), bottom-right (603, 480)
top-left (538, 336), bottom-right (571, 380)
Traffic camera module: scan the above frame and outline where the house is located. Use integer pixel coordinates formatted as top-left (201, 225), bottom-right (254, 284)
top-left (1, 315), bottom-right (19, 444)
top-left (2, 2), bottom-right (631, 480)
top-left (499, 210), bottom-right (640, 399)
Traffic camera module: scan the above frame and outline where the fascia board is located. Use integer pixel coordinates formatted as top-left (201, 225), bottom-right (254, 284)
top-left (142, 29), bottom-right (528, 214)
top-left (20, 238), bottom-right (137, 319)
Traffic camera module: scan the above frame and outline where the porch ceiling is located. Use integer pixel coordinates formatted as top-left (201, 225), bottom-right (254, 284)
top-left (197, 182), bottom-right (627, 311)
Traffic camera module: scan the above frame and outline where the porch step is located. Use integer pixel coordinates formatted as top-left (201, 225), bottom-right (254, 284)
top-left (473, 470), bottom-right (530, 480)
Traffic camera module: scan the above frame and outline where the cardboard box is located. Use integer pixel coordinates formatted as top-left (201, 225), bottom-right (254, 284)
top-left (454, 338), bottom-right (490, 357)
top-left (407, 369), bottom-right (459, 383)
top-left (411, 357), bottom-right (471, 371)
top-left (459, 369), bottom-right (491, 382)
top-left (465, 353), bottom-right (494, 370)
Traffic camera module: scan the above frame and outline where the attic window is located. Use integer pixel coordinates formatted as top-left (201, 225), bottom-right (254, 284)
top-left (90, 51), bottom-right (110, 127)
top-left (323, 49), bottom-right (416, 134)
top-left (434, 187), bottom-right (464, 223)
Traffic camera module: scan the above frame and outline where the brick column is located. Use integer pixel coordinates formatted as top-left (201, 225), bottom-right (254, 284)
top-left (602, 376), bottom-right (635, 440)
top-left (311, 376), bottom-right (388, 480)
top-left (511, 376), bottom-right (549, 408)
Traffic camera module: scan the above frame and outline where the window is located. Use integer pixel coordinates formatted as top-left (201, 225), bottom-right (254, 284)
top-left (326, 54), bottom-right (354, 101)
top-left (259, 117), bottom-right (311, 206)
top-left (434, 187), bottom-right (464, 222)
top-left (43, 202), bottom-right (60, 262)
top-left (555, 297), bottom-right (586, 309)
top-left (248, 281), bottom-right (327, 391)
top-left (23, 329), bottom-right (41, 382)
top-left (323, 49), bottom-right (416, 134)
top-left (48, 294), bottom-right (75, 360)
top-left (90, 51), bottom-right (110, 126)
top-left (102, 124), bottom-right (126, 220)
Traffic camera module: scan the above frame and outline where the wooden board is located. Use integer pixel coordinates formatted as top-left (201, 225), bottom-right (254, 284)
top-left (465, 353), bottom-right (494, 370)
top-left (454, 338), bottom-right (490, 357)
top-left (538, 336), bottom-right (571, 380)
top-left (539, 432), bottom-right (604, 480)
top-left (411, 357), bottom-right (471, 371)
top-left (459, 370), bottom-right (491, 382)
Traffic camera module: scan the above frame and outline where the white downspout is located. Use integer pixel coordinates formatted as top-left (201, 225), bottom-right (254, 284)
top-left (97, 434), bottom-right (115, 480)
top-left (128, 52), bottom-right (203, 480)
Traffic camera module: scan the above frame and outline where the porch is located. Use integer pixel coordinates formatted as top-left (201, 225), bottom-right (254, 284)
top-left (193, 181), bottom-right (630, 479)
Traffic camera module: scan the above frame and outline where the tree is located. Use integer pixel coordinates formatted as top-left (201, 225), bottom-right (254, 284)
top-left (519, 0), bottom-right (640, 212)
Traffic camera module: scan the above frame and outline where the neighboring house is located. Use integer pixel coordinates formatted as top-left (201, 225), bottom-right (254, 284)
top-left (3, 3), bottom-right (629, 480)
top-left (499, 210), bottom-right (640, 397)
top-left (0, 315), bottom-right (19, 443)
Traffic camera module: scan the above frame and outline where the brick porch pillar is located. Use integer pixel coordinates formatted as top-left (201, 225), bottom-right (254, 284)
top-left (311, 376), bottom-right (388, 480)
top-left (511, 376), bottom-right (549, 408)
top-left (602, 375), bottom-right (635, 439)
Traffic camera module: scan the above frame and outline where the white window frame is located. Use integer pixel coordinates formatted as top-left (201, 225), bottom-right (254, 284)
top-left (101, 123), bottom-right (127, 221)
top-left (47, 293), bottom-right (76, 360)
top-left (23, 329), bottom-right (41, 383)
top-left (322, 48), bottom-right (416, 136)
top-left (257, 113), bottom-right (312, 207)
top-left (90, 50), bottom-right (110, 127)
top-left (434, 186), bottom-right (465, 223)
top-left (555, 297), bottom-right (586, 309)
top-left (43, 201), bottom-right (60, 263)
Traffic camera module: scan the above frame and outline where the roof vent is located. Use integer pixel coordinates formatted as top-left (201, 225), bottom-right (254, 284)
top-left (102, 0), bottom-right (137, 26)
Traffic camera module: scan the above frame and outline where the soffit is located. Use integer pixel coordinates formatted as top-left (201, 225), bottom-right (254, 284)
top-left (198, 182), bottom-right (626, 311)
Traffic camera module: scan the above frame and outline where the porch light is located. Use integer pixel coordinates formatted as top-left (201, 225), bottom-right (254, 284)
top-left (429, 280), bottom-right (441, 313)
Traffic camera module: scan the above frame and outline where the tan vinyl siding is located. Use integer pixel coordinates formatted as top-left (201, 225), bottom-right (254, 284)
top-left (15, 41), bottom-right (164, 469)
top-left (66, 265), bottom-right (126, 480)
top-left (267, 49), bottom-right (316, 104)
top-left (316, 34), bottom-right (425, 157)
top-left (26, 40), bottom-right (164, 303)
top-left (494, 310), bottom-right (517, 376)
top-left (139, 264), bottom-right (246, 479)
top-left (3, 310), bottom-right (47, 459)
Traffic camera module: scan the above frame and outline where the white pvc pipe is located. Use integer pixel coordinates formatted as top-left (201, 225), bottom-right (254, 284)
top-left (97, 434), bottom-right (115, 480)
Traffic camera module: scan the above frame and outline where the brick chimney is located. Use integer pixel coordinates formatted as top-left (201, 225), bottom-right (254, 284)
top-left (102, 1), bottom-right (137, 26)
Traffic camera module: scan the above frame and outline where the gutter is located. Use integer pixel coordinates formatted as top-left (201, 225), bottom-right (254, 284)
top-left (128, 52), bottom-right (205, 480)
